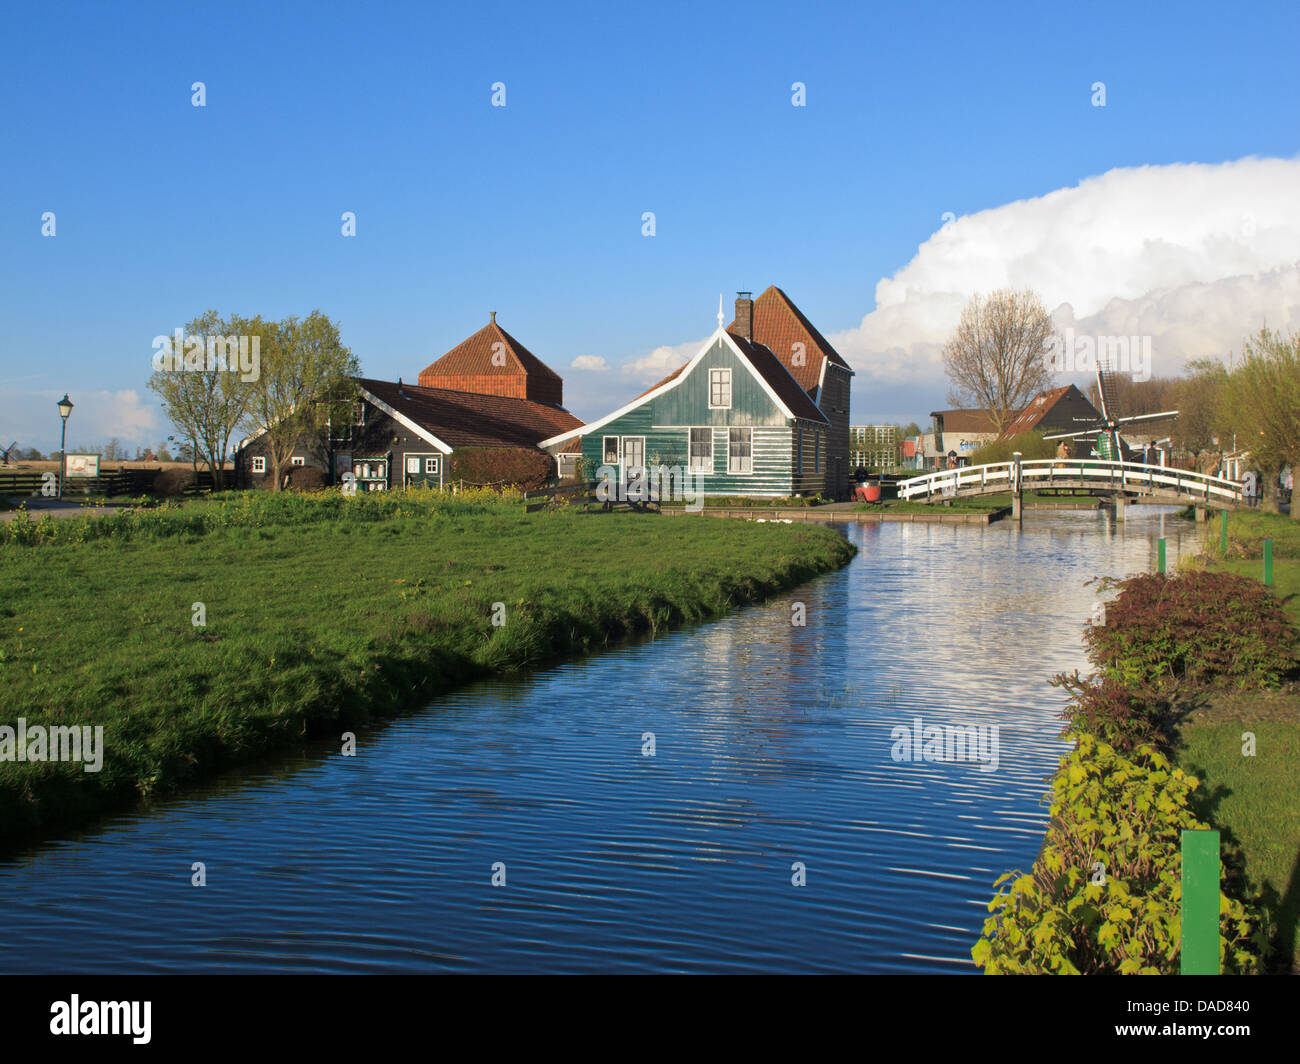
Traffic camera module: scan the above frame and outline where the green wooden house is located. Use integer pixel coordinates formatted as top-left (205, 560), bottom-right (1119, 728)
top-left (539, 321), bottom-right (831, 498)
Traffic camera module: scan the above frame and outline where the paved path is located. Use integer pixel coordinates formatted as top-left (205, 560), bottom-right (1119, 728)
top-left (0, 498), bottom-right (132, 523)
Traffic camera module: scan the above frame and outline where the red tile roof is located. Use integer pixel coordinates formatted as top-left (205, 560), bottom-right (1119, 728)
top-left (359, 378), bottom-right (582, 450)
top-left (727, 285), bottom-right (852, 394)
top-left (997, 385), bottom-right (1100, 440)
top-left (417, 320), bottom-right (562, 389)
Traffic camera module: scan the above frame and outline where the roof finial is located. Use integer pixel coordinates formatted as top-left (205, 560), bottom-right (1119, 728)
top-left (717, 294), bottom-right (724, 330)
top-left (490, 310), bottom-right (497, 324)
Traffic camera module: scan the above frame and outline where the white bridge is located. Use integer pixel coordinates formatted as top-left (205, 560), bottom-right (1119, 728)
top-left (898, 459), bottom-right (1245, 513)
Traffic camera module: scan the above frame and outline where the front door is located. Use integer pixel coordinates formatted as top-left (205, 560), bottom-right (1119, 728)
top-left (621, 436), bottom-right (645, 482)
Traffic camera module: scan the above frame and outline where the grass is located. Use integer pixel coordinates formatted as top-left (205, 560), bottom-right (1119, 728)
top-left (1173, 508), bottom-right (1300, 971)
top-left (0, 488), bottom-right (856, 851)
top-left (1174, 695), bottom-right (1300, 973)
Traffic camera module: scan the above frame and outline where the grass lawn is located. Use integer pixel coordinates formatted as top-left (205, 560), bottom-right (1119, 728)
top-left (1174, 508), bottom-right (1300, 971)
top-left (1175, 691), bottom-right (1300, 973)
top-left (0, 488), bottom-right (855, 851)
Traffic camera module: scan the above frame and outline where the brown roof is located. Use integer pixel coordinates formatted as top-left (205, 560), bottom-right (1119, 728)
top-left (727, 285), bottom-right (852, 395)
top-left (997, 385), bottom-right (1101, 440)
top-left (418, 320), bottom-right (563, 385)
top-left (930, 409), bottom-right (1001, 434)
top-left (359, 378), bottom-right (582, 450)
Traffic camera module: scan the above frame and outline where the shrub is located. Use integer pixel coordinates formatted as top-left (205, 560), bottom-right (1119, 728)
top-left (448, 447), bottom-right (553, 491)
top-left (1085, 571), bottom-right (1300, 694)
top-left (972, 734), bottom-right (1266, 974)
top-left (1052, 671), bottom-right (1165, 753)
top-left (285, 465), bottom-right (326, 492)
top-left (152, 467), bottom-right (197, 497)
top-left (968, 430), bottom-right (1056, 466)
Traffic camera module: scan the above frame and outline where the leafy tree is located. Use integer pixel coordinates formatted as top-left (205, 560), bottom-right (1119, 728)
top-left (148, 309), bottom-right (259, 491)
top-left (241, 311), bottom-right (359, 492)
top-left (1228, 328), bottom-right (1300, 516)
top-left (942, 289), bottom-right (1054, 434)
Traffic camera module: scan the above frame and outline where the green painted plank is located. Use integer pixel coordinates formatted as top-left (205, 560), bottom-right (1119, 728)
top-left (1180, 829), bottom-right (1220, 975)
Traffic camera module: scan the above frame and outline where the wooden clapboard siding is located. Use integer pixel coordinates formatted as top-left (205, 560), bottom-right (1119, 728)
top-left (653, 338), bottom-right (788, 428)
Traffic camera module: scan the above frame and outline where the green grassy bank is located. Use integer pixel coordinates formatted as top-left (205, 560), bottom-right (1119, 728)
top-left (0, 489), bottom-right (856, 851)
top-left (1175, 509), bottom-right (1300, 971)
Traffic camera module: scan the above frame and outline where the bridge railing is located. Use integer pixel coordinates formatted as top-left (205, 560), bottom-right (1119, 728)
top-left (897, 460), bottom-right (1244, 503)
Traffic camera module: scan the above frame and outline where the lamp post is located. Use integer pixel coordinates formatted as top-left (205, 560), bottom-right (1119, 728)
top-left (57, 394), bottom-right (73, 499)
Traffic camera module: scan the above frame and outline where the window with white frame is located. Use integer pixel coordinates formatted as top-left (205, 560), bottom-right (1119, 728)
top-left (689, 428), bottom-right (713, 473)
top-left (291, 456), bottom-right (305, 466)
top-left (603, 436), bottom-right (619, 465)
top-left (709, 368), bottom-right (732, 408)
top-left (728, 428), bottom-right (752, 474)
top-left (425, 457), bottom-right (439, 474)
top-left (251, 456), bottom-right (266, 474)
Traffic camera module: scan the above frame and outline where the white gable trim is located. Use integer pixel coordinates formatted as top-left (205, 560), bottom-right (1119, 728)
top-left (540, 328), bottom-right (822, 450)
top-left (361, 386), bottom-right (454, 454)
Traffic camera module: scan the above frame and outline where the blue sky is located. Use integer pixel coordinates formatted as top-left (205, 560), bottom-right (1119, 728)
top-left (3, 0), bottom-right (1299, 450)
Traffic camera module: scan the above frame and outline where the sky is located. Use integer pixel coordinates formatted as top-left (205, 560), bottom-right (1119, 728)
top-left (2, 0), bottom-right (1299, 452)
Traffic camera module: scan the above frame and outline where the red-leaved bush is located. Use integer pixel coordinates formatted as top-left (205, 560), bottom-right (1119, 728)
top-left (1085, 570), bottom-right (1300, 694)
top-left (448, 447), bottom-right (552, 491)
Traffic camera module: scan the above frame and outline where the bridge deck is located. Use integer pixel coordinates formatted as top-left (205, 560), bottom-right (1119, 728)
top-left (898, 459), bottom-right (1245, 508)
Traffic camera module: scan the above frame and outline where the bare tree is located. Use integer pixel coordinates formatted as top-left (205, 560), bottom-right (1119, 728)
top-left (942, 289), bottom-right (1054, 434)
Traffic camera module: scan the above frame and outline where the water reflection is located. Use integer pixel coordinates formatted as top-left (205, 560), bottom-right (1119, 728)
top-left (0, 508), bottom-right (1202, 973)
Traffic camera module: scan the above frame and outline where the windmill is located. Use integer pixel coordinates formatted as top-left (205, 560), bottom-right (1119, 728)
top-left (1044, 358), bottom-right (1177, 462)
top-left (0, 442), bottom-right (16, 467)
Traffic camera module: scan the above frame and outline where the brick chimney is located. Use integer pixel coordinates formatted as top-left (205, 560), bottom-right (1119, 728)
top-left (734, 292), bottom-right (753, 340)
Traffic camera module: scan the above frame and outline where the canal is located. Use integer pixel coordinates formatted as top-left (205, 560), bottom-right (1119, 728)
top-left (0, 509), bottom-right (1203, 973)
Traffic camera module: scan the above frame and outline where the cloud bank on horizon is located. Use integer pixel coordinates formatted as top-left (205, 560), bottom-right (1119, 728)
top-left (830, 155), bottom-right (1300, 390)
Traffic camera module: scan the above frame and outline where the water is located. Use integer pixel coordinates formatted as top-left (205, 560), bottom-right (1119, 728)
top-left (0, 509), bottom-right (1202, 973)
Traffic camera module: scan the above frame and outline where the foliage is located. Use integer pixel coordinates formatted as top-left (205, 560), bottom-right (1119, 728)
top-left (1051, 670), bottom-right (1165, 754)
top-left (448, 447), bottom-right (553, 490)
top-left (967, 430), bottom-right (1057, 466)
top-left (1085, 571), bottom-right (1300, 695)
top-left (972, 734), bottom-right (1266, 974)
top-left (1228, 328), bottom-right (1300, 514)
top-left (240, 311), bottom-right (359, 492)
top-left (148, 310), bottom-right (259, 491)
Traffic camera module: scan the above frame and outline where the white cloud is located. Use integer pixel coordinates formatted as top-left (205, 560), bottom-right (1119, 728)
top-left (0, 389), bottom-right (161, 453)
top-left (570, 354), bottom-right (609, 371)
top-left (833, 156), bottom-right (1300, 393)
top-left (620, 338), bottom-right (702, 383)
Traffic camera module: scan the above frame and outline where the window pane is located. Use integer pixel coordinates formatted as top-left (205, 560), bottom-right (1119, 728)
top-left (603, 437), bottom-right (619, 464)
top-left (690, 428), bottom-right (712, 472)
top-left (728, 428), bottom-right (751, 473)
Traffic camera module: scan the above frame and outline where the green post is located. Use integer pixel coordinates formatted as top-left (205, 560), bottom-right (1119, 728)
top-left (1157, 538), bottom-right (1166, 574)
top-left (1220, 510), bottom-right (1227, 554)
top-left (1264, 539), bottom-right (1273, 586)
top-left (1180, 830), bottom-right (1220, 975)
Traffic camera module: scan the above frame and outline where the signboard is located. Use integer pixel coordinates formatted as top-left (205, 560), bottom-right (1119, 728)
top-left (64, 454), bottom-right (100, 478)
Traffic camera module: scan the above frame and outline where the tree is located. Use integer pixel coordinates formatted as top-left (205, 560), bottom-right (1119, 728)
top-left (156, 442), bottom-right (174, 462)
top-left (241, 311), bottom-right (359, 492)
top-left (148, 309), bottom-right (260, 491)
top-left (942, 289), bottom-right (1054, 435)
top-left (1227, 328), bottom-right (1300, 516)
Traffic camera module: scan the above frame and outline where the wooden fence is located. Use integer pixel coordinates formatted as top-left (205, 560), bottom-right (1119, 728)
top-left (0, 468), bottom-right (219, 498)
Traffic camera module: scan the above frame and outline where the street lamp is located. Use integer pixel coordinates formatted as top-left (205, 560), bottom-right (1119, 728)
top-left (56, 394), bottom-right (73, 500)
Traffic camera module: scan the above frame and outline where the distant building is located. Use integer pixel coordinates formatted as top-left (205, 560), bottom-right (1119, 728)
top-left (929, 409), bottom-right (1000, 466)
top-left (235, 314), bottom-right (583, 490)
top-left (998, 385), bottom-right (1101, 441)
top-left (850, 425), bottom-right (899, 471)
